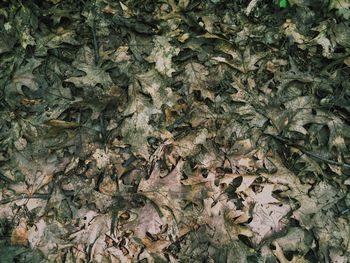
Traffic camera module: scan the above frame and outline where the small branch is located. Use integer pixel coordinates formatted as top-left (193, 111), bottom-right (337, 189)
top-left (0, 193), bottom-right (50, 205)
top-left (266, 133), bottom-right (350, 169)
top-left (0, 190), bottom-right (75, 205)
top-left (91, 0), bottom-right (99, 65)
top-left (92, 19), bottom-right (99, 65)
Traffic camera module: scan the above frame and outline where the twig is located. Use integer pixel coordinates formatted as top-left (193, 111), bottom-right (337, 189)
top-left (0, 172), bottom-right (14, 184)
top-left (0, 193), bottom-right (50, 205)
top-left (0, 190), bottom-right (75, 205)
top-left (91, 1), bottom-right (99, 65)
top-left (266, 133), bottom-right (350, 169)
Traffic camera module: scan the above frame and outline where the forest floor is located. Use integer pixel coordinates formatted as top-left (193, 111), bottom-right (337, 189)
top-left (0, 0), bottom-right (350, 262)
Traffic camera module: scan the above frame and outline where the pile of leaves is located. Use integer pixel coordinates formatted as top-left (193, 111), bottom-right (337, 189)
top-left (0, 0), bottom-right (350, 262)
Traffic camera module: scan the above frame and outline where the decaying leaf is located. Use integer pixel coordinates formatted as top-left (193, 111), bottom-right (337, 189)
top-left (1, 0), bottom-right (350, 261)
top-left (65, 46), bottom-right (113, 88)
top-left (119, 75), bottom-right (172, 158)
top-left (146, 36), bottom-right (180, 77)
top-left (11, 218), bottom-right (28, 246)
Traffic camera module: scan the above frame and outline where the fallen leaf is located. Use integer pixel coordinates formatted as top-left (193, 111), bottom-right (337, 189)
top-left (146, 36), bottom-right (180, 77)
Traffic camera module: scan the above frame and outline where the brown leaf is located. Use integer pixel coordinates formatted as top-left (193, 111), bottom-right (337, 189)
top-left (11, 218), bottom-right (29, 246)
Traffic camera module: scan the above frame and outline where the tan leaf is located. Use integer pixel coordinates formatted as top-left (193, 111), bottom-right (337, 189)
top-left (146, 36), bottom-right (180, 77)
top-left (11, 218), bottom-right (28, 246)
top-left (282, 19), bottom-right (308, 44)
top-left (249, 203), bottom-right (290, 244)
top-left (344, 57), bottom-right (350, 67)
top-left (45, 119), bottom-right (80, 129)
top-left (184, 62), bottom-right (215, 100)
top-left (138, 159), bottom-right (185, 226)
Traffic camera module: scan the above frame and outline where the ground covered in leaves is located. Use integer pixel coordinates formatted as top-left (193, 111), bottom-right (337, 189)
top-left (1, 0), bottom-right (350, 262)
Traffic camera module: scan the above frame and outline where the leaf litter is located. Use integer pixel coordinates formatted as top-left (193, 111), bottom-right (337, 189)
top-left (0, 0), bottom-right (350, 262)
